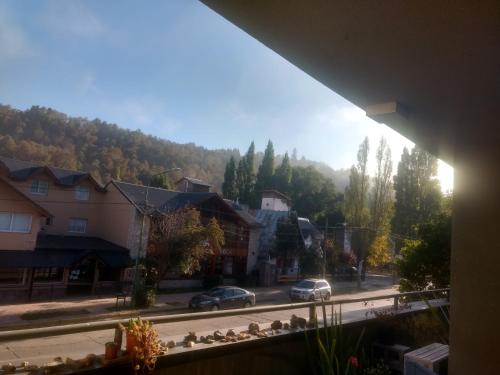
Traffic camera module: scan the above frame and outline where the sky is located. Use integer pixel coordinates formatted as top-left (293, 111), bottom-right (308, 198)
top-left (0, 0), bottom-right (453, 191)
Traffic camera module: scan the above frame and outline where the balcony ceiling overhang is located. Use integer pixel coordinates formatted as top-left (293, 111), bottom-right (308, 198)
top-left (201, 0), bottom-right (500, 165)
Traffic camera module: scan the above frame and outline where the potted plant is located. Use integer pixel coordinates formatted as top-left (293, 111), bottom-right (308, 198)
top-left (126, 318), bottom-right (161, 374)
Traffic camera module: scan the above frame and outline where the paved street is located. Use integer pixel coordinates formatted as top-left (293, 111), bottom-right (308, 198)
top-left (0, 287), bottom-right (401, 367)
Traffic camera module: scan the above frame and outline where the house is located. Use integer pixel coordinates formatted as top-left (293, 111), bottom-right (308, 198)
top-left (175, 177), bottom-right (211, 193)
top-left (260, 190), bottom-right (291, 211)
top-left (0, 157), bottom-right (136, 301)
top-left (110, 181), bottom-right (260, 280)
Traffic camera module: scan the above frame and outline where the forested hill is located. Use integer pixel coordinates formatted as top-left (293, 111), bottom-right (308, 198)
top-left (0, 105), bottom-right (349, 191)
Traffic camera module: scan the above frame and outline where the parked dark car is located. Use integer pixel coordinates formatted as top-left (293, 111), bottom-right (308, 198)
top-left (189, 286), bottom-right (256, 311)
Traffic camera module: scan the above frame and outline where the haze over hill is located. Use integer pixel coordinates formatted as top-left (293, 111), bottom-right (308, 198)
top-left (0, 105), bottom-right (350, 192)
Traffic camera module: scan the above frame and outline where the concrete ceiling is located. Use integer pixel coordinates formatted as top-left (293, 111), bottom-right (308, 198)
top-left (201, 0), bottom-right (500, 165)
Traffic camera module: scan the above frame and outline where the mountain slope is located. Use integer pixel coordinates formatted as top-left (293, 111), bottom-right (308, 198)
top-left (0, 104), bottom-right (349, 191)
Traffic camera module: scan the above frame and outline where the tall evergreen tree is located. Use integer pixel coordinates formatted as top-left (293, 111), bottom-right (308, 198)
top-left (344, 137), bottom-right (370, 286)
top-left (255, 140), bottom-right (275, 194)
top-left (370, 137), bottom-right (393, 232)
top-left (392, 146), bottom-right (442, 238)
top-left (274, 152), bottom-right (292, 193)
top-left (344, 137), bottom-right (370, 227)
top-left (235, 158), bottom-right (247, 203)
top-left (222, 156), bottom-right (238, 200)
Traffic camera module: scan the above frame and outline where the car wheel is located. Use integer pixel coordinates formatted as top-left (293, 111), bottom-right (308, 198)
top-left (324, 292), bottom-right (331, 301)
top-left (210, 305), bottom-right (219, 311)
top-left (243, 301), bottom-right (251, 308)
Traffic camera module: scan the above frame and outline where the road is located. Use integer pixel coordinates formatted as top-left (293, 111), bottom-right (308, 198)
top-left (0, 287), bottom-right (399, 367)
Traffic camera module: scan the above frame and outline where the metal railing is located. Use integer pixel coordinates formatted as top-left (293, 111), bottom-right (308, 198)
top-left (0, 288), bottom-right (449, 342)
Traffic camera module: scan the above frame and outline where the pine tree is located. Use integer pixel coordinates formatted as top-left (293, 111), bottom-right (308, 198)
top-left (222, 156), bottom-right (238, 200)
top-left (274, 152), bottom-right (292, 194)
top-left (235, 158), bottom-right (247, 203)
top-left (255, 140), bottom-right (275, 194)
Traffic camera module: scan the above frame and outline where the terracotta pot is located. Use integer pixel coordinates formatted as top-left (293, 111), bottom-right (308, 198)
top-left (105, 342), bottom-right (118, 360)
top-left (126, 332), bottom-right (138, 354)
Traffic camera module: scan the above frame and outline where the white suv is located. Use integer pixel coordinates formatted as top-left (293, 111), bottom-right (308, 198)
top-left (289, 279), bottom-right (332, 301)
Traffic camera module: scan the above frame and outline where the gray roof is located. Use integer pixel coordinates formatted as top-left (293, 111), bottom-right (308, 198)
top-left (113, 180), bottom-right (216, 212)
top-left (176, 176), bottom-right (211, 187)
top-left (224, 200), bottom-right (263, 228)
top-left (0, 156), bottom-right (103, 189)
top-left (253, 209), bottom-right (289, 260)
top-left (297, 217), bottom-right (323, 249)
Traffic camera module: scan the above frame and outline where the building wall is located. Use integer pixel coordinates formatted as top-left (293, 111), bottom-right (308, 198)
top-left (7, 174), bottom-right (106, 238)
top-left (261, 197), bottom-right (290, 211)
top-left (0, 181), bottom-right (44, 250)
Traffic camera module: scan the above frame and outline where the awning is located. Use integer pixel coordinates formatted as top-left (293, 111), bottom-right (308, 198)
top-left (0, 235), bottom-right (132, 269)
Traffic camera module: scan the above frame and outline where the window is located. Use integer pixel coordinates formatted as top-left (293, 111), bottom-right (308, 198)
top-left (0, 268), bottom-right (25, 284)
top-left (30, 180), bottom-right (48, 195)
top-left (0, 213), bottom-right (32, 233)
top-left (68, 218), bottom-right (87, 233)
top-left (33, 267), bottom-right (63, 282)
top-left (75, 186), bottom-right (90, 201)
top-left (234, 289), bottom-right (246, 296)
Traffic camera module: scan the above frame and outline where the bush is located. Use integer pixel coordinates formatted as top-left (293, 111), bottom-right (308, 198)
top-left (202, 274), bottom-right (224, 289)
top-left (133, 286), bottom-right (156, 308)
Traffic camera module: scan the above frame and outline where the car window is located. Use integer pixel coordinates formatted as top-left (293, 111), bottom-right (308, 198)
top-left (224, 289), bottom-right (235, 297)
top-left (233, 289), bottom-right (246, 296)
top-left (209, 288), bottom-right (225, 297)
top-left (318, 282), bottom-right (328, 288)
top-left (296, 280), bottom-right (315, 289)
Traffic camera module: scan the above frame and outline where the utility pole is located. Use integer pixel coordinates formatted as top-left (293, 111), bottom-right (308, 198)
top-left (322, 217), bottom-right (328, 279)
top-left (132, 168), bottom-right (181, 307)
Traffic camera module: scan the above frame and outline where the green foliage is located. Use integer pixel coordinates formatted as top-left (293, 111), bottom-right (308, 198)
top-left (306, 303), bottom-right (365, 375)
top-left (369, 138), bottom-right (393, 233)
top-left (392, 146), bottom-right (442, 238)
top-left (344, 137), bottom-right (370, 227)
top-left (274, 152), bottom-right (292, 194)
top-left (255, 139), bottom-right (275, 194)
top-left (222, 156), bottom-right (238, 200)
top-left (149, 173), bottom-right (173, 190)
top-left (147, 209), bottom-right (225, 281)
top-left (290, 166), bottom-right (344, 224)
top-left (397, 212), bottom-right (451, 292)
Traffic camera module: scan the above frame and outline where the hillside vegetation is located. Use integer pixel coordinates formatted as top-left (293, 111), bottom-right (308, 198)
top-left (0, 104), bottom-right (349, 191)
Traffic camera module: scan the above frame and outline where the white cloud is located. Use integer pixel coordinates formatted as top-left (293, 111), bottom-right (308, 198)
top-left (0, 4), bottom-right (34, 61)
top-left (42, 1), bottom-right (104, 37)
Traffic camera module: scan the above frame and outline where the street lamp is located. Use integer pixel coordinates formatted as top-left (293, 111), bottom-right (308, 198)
top-left (132, 168), bottom-right (181, 307)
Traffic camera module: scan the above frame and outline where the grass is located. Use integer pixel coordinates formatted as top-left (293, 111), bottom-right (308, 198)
top-left (21, 308), bottom-right (90, 321)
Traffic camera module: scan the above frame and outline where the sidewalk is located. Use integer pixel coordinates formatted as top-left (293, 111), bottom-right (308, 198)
top-left (0, 274), bottom-right (397, 330)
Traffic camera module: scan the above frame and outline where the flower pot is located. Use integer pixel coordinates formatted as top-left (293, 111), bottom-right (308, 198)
top-left (105, 342), bottom-right (118, 360)
top-left (126, 332), bottom-right (138, 354)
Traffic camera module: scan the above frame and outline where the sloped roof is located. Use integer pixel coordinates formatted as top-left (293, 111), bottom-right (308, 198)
top-left (0, 156), bottom-right (104, 189)
top-left (224, 200), bottom-right (263, 228)
top-left (0, 177), bottom-right (53, 217)
top-left (253, 209), bottom-right (289, 260)
top-left (261, 189), bottom-right (292, 202)
top-left (176, 176), bottom-right (211, 187)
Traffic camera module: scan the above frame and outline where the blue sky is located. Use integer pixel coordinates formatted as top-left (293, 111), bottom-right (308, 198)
top-left (0, 0), bottom-right (453, 190)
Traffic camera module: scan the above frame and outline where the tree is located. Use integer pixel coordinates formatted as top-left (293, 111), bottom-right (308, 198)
top-left (273, 152), bottom-right (292, 194)
top-left (147, 209), bottom-right (225, 284)
top-left (392, 146), bottom-right (442, 238)
top-left (255, 140), bottom-right (275, 195)
top-left (271, 214), bottom-right (301, 275)
top-left (366, 234), bottom-right (393, 268)
top-left (344, 137), bottom-right (370, 286)
top-left (149, 173), bottom-right (173, 190)
top-left (222, 156), bottom-right (238, 200)
top-left (370, 137), bottom-right (393, 232)
top-left (397, 212), bottom-right (451, 292)
top-left (235, 142), bottom-right (256, 205)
